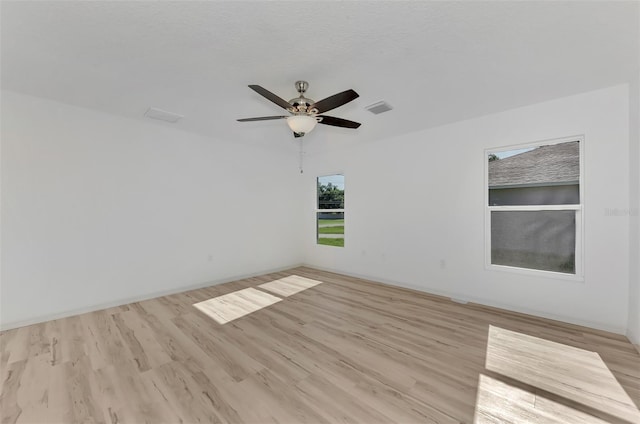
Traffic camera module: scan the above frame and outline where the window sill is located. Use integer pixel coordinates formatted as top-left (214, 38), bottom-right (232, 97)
top-left (485, 263), bottom-right (585, 283)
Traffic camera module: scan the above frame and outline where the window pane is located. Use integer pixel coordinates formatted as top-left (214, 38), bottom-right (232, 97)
top-left (491, 210), bottom-right (575, 274)
top-left (489, 185), bottom-right (579, 206)
top-left (488, 141), bottom-right (580, 206)
top-left (317, 175), bottom-right (344, 209)
top-left (317, 212), bottom-right (344, 247)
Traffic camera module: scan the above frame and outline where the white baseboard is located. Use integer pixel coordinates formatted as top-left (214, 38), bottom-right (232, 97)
top-left (301, 264), bottom-right (627, 335)
top-left (4, 263), bottom-right (631, 339)
top-left (0, 263), bottom-right (303, 331)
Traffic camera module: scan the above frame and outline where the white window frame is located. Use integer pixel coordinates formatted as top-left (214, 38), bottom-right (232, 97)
top-left (484, 135), bottom-right (584, 281)
top-left (316, 173), bottom-right (345, 247)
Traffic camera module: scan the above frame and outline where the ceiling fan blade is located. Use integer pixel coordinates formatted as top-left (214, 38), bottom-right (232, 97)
top-left (310, 89), bottom-right (359, 114)
top-left (318, 115), bottom-right (361, 129)
top-left (237, 116), bottom-right (288, 122)
top-left (248, 85), bottom-right (292, 110)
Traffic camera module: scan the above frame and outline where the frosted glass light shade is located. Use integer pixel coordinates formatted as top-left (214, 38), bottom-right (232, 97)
top-left (287, 115), bottom-right (317, 133)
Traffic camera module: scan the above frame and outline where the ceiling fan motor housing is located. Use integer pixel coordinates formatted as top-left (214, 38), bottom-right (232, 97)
top-left (288, 96), bottom-right (315, 113)
top-left (289, 81), bottom-right (315, 112)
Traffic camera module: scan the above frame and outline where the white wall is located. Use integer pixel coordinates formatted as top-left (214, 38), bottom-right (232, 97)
top-left (628, 71), bottom-right (640, 347)
top-left (0, 90), bottom-right (304, 329)
top-left (302, 84), bottom-right (631, 333)
top-left (2, 85), bottom-right (636, 336)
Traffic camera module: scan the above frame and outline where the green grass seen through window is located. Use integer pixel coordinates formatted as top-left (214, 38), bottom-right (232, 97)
top-left (318, 219), bottom-right (344, 225)
top-left (318, 226), bottom-right (344, 234)
top-left (318, 238), bottom-right (344, 247)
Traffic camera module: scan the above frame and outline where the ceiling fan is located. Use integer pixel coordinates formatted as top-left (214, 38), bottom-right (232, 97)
top-left (237, 81), bottom-right (361, 138)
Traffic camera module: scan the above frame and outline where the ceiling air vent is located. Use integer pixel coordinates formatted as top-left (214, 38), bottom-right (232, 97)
top-left (144, 107), bottom-right (183, 123)
top-left (365, 101), bottom-right (393, 115)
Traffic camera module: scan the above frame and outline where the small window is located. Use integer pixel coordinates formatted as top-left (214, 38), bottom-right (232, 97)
top-left (316, 174), bottom-right (344, 247)
top-left (486, 138), bottom-right (583, 277)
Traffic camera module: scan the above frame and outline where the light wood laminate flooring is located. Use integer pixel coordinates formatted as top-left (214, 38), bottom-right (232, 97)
top-left (2, 267), bottom-right (640, 423)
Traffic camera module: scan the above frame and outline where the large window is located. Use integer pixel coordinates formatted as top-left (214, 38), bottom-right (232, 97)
top-left (316, 174), bottom-right (344, 247)
top-left (486, 138), bottom-right (583, 278)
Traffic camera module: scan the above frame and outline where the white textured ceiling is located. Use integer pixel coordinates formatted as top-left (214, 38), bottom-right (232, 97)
top-left (2, 1), bottom-right (639, 149)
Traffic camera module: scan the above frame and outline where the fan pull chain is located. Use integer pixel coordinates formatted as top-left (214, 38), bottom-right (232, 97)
top-left (298, 140), bottom-right (305, 173)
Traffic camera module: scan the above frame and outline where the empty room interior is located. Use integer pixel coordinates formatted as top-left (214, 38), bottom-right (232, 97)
top-left (2, 1), bottom-right (640, 423)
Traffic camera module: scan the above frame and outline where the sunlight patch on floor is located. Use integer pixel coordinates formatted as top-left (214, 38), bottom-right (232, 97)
top-left (483, 325), bottom-right (640, 423)
top-left (193, 287), bottom-right (281, 324)
top-left (258, 275), bottom-right (323, 297)
top-left (193, 275), bottom-right (323, 324)
top-left (473, 374), bottom-right (609, 423)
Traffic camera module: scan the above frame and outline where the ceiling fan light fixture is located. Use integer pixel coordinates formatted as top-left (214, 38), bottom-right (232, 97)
top-left (286, 114), bottom-right (317, 134)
